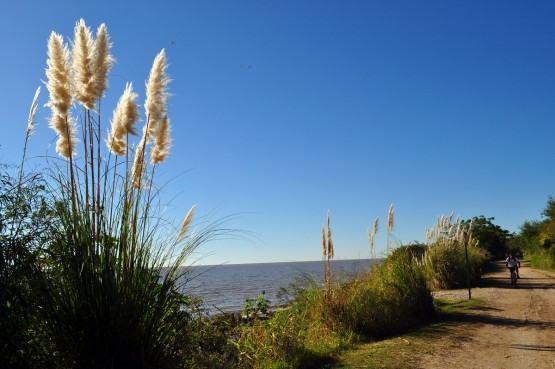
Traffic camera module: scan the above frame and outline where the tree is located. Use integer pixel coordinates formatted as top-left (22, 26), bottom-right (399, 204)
top-left (461, 216), bottom-right (511, 259)
top-left (539, 196), bottom-right (555, 248)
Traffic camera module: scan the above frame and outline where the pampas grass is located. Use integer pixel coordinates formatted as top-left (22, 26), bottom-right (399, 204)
top-left (107, 82), bottom-right (139, 156)
top-left (322, 211), bottom-right (334, 302)
top-left (45, 32), bottom-right (72, 116)
top-left (176, 205), bottom-right (196, 244)
top-left (150, 115), bottom-right (171, 164)
top-left (423, 213), bottom-right (485, 289)
top-left (34, 19), bottom-right (213, 369)
top-left (26, 87), bottom-right (41, 139)
top-left (71, 19), bottom-right (114, 110)
top-left (45, 32), bottom-right (77, 159)
top-left (144, 49), bottom-right (170, 139)
top-left (90, 23), bottom-right (113, 101)
top-left (387, 204), bottom-right (394, 232)
top-left (387, 204), bottom-right (396, 253)
top-left (72, 19), bottom-right (95, 109)
top-left (367, 217), bottom-right (379, 259)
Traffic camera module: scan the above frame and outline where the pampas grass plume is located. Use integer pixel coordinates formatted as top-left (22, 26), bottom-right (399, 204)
top-left (322, 225), bottom-right (327, 257)
top-left (26, 87), bottom-right (41, 139)
top-left (387, 204), bottom-right (394, 232)
top-left (327, 211), bottom-right (334, 258)
top-left (131, 136), bottom-right (147, 188)
top-left (144, 49), bottom-right (170, 139)
top-left (46, 32), bottom-right (72, 116)
top-left (176, 205), bottom-right (196, 244)
top-left (107, 82), bottom-right (139, 155)
top-left (51, 114), bottom-right (78, 159)
top-left (150, 116), bottom-right (171, 164)
top-left (72, 19), bottom-right (95, 109)
top-left (367, 227), bottom-right (374, 253)
top-left (91, 23), bottom-right (114, 101)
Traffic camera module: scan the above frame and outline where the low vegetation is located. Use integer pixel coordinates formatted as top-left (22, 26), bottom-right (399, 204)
top-left (334, 298), bottom-right (488, 369)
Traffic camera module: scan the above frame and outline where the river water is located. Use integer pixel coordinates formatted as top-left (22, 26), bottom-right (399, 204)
top-left (179, 258), bottom-right (378, 313)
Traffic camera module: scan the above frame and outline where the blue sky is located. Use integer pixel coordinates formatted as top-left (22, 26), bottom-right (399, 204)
top-left (1, 1), bottom-right (554, 265)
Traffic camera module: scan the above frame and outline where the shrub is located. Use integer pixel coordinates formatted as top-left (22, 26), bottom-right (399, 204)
top-left (0, 170), bottom-right (56, 368)
top-left (336, 246), bottom-right (434, 337)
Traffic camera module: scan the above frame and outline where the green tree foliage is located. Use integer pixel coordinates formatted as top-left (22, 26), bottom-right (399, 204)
top-left (0, 168), bottom-right (55, 368)
top-left (514, 197), bottom-right (555, 251)
top-left (519, 220), bottom-right (543, 246)
top-left (539, 196), bottom-right (555, 248)
top-left (461, 216), bottom-right (512, 259)
top-left (511, 196), bottom-right (555, 270)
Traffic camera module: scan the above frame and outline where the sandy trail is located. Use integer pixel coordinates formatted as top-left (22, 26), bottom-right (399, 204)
top-left (419, 261), bottom-right (555, 369)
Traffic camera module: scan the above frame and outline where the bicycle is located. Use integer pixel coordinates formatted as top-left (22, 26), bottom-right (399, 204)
top-left (509, 266), bottom-right (518, 287)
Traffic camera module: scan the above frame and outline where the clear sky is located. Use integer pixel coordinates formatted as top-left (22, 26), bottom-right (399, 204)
top-left (1, 1), bottom-right (554, 265)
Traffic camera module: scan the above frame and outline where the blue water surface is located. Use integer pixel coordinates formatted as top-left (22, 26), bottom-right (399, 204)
top-left (179, 259), bottom-right (379, 313)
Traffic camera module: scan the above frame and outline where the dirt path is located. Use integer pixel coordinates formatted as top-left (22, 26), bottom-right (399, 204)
top-left (419, 261), bottom-right (555, 369)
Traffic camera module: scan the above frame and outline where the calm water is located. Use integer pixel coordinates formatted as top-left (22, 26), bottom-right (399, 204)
top-left (179, 259), bottom-right (378, 313)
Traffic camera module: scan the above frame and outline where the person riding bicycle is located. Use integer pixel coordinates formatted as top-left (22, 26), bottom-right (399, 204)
top-left (505, 252), bottom-right (521, 284)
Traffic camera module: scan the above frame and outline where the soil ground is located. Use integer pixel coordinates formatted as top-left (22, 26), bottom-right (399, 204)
top-left (419, 260), bottom-right (555, 369)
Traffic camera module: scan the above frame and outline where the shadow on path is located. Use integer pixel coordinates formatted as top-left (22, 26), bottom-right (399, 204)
top-left (436, 261), bottom-right (555, 331)
top-left (478, 261), bottom-right (555, 290)
top-left (441, 309), bottom-right (555, 330)
top-left (509, 344), bottom-right (555, 352)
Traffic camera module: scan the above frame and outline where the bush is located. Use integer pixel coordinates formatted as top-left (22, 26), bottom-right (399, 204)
top-left (336, 246), bottom-right (434, 337)
top-left (0, 170), bottom-right (56, 369)
top-left (424, 240), bottom-right (487, 289)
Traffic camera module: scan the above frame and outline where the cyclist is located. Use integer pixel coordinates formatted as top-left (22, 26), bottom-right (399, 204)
top-left (505, 252), bottom-right (521, 284)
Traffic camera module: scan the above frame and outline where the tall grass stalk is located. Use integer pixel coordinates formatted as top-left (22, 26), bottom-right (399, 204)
top-left (367, 217), bottom-right (378, 259)
top-left (387, 204), bottom-right (394, 254)
top-left (322, 211), bottom-right (334, 304)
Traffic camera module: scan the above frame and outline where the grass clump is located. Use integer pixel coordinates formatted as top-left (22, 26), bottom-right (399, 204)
top-left (423, 213), bottom-right (487, 289)
top-left (336, 246), bottom-right (434, 337)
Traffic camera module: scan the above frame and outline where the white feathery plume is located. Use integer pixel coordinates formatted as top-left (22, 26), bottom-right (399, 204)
top-left (45, 32), bottom-right (72, 116)
top-left (91, 23), bottom-right (114, 101)
top-left (176, 205), bottom-right (196, 244)
top-left (107, 82), bottom-right (139, 156)
top-left (144, 49), bottom-right (170, 140)
top-left (72, 19), bottom-right (95, 109)
top-left (387, 204), bottom-right (394, 232)
top-left (150, 116), bottom-right (171, 164)
top-left (26, 87), bottom-right (41, 139)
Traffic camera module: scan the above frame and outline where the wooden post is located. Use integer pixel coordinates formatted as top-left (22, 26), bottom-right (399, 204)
top-left (464, 237), bottom-right (472, 300)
